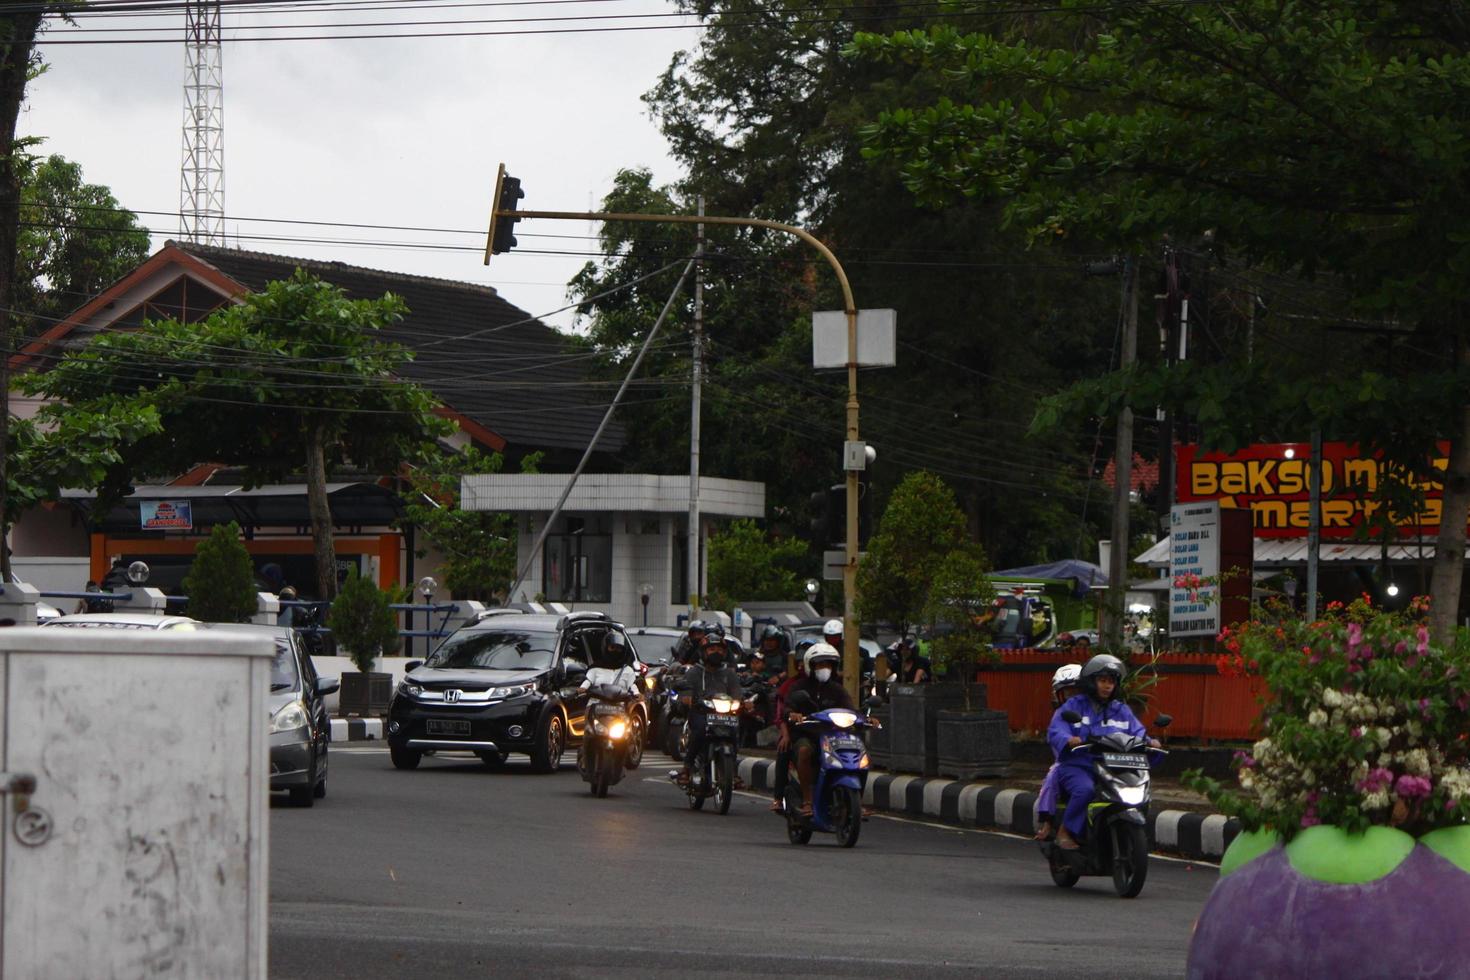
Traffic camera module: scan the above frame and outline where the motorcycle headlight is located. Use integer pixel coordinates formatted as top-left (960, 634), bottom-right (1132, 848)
top-left (828, 710), bottom-right (858, 729)
top-left (271, 699), bottom-right (309, 734)
top-left (644, 676), bottom-right (657, 690)
top-left (489, 682), bottom-right (535, 699)
top-left (710, 696), bottom-right (738, 714)
top-left (608, 720), bottom-right (628, 740)
top-left (397, 680), bottom-right (424, 698)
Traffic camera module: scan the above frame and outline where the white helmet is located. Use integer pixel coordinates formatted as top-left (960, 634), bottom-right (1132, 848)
top-left (804, 642), bottom-right (841, 675)
top-left (822, 618), bottom-right (843, 639)
top-left (1051, 663), bottom-right (1082, 692)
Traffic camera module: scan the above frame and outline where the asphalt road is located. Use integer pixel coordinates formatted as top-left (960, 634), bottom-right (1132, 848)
top-left (269, 745), bottom-right (1217, 978)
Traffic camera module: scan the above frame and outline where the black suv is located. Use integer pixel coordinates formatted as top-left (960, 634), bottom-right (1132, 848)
top-left (387, 611), bottom-right (648, 773)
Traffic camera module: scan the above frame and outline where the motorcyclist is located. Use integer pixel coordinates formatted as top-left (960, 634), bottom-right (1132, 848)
top-left (671, 627), bottom-right (742, 786)
top-left (898, 635), bottom-right (932, 683)
top-left (674, 620), bottom-right (710, 665)
top-left (755, 624), bottom-right (788, 677)
top-left (578, 630), bottom-right (640, 775)
top-left (1047, 654), bottom-right (1159, 850)
top-left (821, 618), bottom-right (844, 660)
top-left (1034, 663), bottom-right (1082, 841)
top-left (786, 643), bottom-right (855, 818)
top-left (770, 638), bottom-right (815, 812)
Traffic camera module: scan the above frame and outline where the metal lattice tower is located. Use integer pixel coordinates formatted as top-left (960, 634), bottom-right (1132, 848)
top-left (180, 0), bottom-right (225, 245)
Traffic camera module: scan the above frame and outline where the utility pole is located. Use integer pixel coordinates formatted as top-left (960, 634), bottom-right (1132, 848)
top-left (1105, 257), bottom-right (1139, 648)
top-left (687, 198), bottom-right (704, 618)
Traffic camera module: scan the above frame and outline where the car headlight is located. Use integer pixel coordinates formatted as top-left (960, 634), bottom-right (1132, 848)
top-left (828, 710), bottom-right (858, 728)
top-left (397, 681), bottom-right (424, 698)
top-left (489, 682), bottom-right (535, 699)
top-left (608, 720), bottom-right (627, 740)
top-left (271, 699), bottom-right (309, 734)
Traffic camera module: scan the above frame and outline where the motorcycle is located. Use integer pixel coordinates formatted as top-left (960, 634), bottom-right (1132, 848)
top-left (1038, 710), bottom-right (1171, 897)
top-left (780, 691), bottom-right (876, 848)
top-left (578, 686), bottom-right (637, 798)
top-left (673, 694), bottom-right (742, 814)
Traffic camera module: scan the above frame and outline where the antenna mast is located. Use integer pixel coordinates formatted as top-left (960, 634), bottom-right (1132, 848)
top-left (181, 0), bottom-right (225, 245)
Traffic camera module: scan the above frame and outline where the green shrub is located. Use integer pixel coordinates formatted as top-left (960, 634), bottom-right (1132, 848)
top-left (328, 569), bottom-right (404, 673)
top-left (182, 521), bottom-right (258, 623)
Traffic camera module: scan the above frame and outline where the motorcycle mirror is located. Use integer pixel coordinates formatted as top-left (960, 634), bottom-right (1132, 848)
top-left (1154, 713), bottom-right (1173, 729)
top-left (1061, 709), bottom-right (1083, 724)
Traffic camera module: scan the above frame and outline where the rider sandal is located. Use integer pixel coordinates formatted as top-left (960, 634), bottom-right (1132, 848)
top-left (769, 799), bottom-right (784, 813)
top-left (798, 802), bottom-right (814, 818)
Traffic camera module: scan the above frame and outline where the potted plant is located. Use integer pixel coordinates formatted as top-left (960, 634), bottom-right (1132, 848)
top-left (1185, 594), bottom-right (1470, 978)
top-left (181, 521), bottom-right (258, 623)
top-left (927, 545), bottom-right (1010, 779)
top-left (329, 569), bottom-right (404, 717)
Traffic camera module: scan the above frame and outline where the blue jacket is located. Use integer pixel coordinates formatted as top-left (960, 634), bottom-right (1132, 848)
top-left (1047, 693), bottom-right (1147, 768)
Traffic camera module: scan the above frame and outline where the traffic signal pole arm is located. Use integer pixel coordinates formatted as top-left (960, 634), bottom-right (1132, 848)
top-left (488, 203), bottom-right (864, 703)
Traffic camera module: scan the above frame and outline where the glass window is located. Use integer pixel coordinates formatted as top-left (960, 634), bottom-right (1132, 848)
top-left (270, 638), bottom-right (300, 691)
top-left (427, 629), bottom-right (558, 670)
top-left (542, 516), bottom-right (612, 602)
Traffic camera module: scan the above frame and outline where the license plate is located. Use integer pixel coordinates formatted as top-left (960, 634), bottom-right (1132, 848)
top-left (828, 736), bottom-right (864, 752)
top-left (1102, 752), bottom-right (1149, 769)
top-left (707, 714), bottom-right (738, 728)
top-left (426, 719), bottom-right (471, 736)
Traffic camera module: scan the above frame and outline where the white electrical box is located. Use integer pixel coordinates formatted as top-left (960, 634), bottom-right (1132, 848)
top-left (0, 627), bottom-right (273, 978)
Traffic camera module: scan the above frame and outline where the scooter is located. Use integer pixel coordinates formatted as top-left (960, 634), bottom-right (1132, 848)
top-left (673, 694), bottom-right (742, 814)
top-left (781, 691), bottom-right (876, 848)
top-left (1038, 710), bottom-right (1171, 897)
top-left (578, 686), bottom-right (636, 798)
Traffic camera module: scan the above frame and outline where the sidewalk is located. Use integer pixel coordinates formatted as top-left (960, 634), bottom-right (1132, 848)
top-left (737, 746), bottom-right (1239, 864)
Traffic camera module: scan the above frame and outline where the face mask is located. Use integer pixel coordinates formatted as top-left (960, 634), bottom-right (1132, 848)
top-left (705, 654), bottom-right (724, 669)
top-left (814, 667), bottom-right (833, 684)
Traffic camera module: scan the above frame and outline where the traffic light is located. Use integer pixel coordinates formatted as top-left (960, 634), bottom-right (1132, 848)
top-left (485, 164), bottom-right (525, 261)
top-left (808, 483), bottom-right (845, 549)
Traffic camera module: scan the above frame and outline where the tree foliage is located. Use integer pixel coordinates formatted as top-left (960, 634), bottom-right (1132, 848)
top-left (399, 447), bottom-right (540, 602)
top-left (570, 3), bottom-right (1128, 572)
top-left (182, 521), bottom-right (259, 624)
top-left (16, 153), bottom-right (149, 342)
top-left (705, 518), bottom-right (808, 611)
top-left (924, 542), bottom-right (996, 709)
top-left (23, 270), bottom-right (453, 598)
top-left (856, 470), bottom-right (968, 632)
top-left (328, 568), bottom-right (404, 673)
top-left (852, 0), bottom-right (1470, 634)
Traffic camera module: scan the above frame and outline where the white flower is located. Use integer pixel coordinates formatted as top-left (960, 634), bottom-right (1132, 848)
top-left (1364, 790), bottom-right (1391, 810)
top-left (1404, 749), bottom-right (1431, 776)
top-left (1301, 769), bottom-right (1317, 786)
top-left (1307, 709), bottom-right (1328, 727)
top-left (1374, 727), bottom-right (1393, 747)
top-left (1322, 688), bottom-right (1345, 708)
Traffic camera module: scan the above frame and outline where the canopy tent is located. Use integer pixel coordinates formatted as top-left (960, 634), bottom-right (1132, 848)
top-left (60, 482), bottom-right (403, 534)
top-left (990, 559), bottom-right (1109, 597)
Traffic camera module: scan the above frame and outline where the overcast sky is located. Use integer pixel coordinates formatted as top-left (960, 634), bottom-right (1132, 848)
top-left (21, 1), bottom-right (695, 331)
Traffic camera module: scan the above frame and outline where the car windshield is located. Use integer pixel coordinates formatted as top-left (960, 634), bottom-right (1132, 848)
top-left (271, 638), bottom-right (299, 690)
top-left (427, 629), bottom-right (557, 670)
top-left (632, 632), bottom-right (680, 665)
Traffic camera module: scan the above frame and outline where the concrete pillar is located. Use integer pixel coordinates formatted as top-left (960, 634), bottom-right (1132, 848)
top-left (252, 593), bottom-right (280, 626)
top-left (0, 581), bottom-right (40, 626)
top-left (115, 587), bottom-right (167, 614)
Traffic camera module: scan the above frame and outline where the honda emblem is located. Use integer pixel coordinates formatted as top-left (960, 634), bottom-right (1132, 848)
top-left (444, 689), bottom-right (462, 704)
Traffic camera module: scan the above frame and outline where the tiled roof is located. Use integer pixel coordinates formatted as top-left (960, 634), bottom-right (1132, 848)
top-left (170, 242), bottom-right (623, 455)
top-left (1102, 453), bottom-right (1159, 492)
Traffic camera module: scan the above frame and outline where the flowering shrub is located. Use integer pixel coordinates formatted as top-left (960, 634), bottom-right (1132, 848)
top-left (1186, 595), bottom-right (1470, 838)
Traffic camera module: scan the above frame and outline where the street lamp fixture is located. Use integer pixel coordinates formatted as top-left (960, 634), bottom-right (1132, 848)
top-left (639, 582), bottom-right (653, 626)
top-left (126, 561), bottom-right (150, 586)
top-left (1387, 582), bottom-right (1400, 598)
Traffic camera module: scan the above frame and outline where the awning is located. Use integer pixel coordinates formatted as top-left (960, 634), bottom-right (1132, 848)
top-left (1136, 535), bottom-right (1456, 568)
top-left (60, 482), bottom-right (403, 533)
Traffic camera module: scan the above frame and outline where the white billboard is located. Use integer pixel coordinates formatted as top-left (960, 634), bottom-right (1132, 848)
top-left (1169, 501), bottom-right (1222, 637)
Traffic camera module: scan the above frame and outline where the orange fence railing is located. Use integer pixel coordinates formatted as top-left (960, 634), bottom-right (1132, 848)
top-left (975, 649), bottom-right (1262, 741)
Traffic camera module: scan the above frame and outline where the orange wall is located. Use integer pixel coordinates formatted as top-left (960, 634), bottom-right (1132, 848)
top-left (91, 533), bottom-right (400, 590)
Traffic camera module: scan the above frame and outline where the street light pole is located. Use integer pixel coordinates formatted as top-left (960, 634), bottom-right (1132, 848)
top-left (489, 200), bottom-right (866, 704)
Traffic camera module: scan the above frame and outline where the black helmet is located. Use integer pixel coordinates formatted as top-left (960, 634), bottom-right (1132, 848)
top-left (1079, 654), bottom-right (1125, 699)
top-left (699, 631), bottom-right (727, 667)
top-left (760, 624), bottom-right (783, 644)
top-left (688, 619), bottom-right (709, 636)
top-left (595, 630), bottom-right (625, 667)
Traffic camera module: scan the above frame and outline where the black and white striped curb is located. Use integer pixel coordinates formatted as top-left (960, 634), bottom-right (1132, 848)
top-left (329, 718), bottom-right (383, 741)
top-left (734, 756), bottom-right (1239, 863)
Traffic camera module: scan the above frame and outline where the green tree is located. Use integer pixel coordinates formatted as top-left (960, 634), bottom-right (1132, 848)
top-left (328, 568), bottom-right (403, 674)
top-left (570, 3), bottom-right (1125, 571)
top-left (399, 447), bottom-right (540, 602)
top-left (16, 154), bottom-right (149, 343)
top-left (852, 1), bottom-right (1470, 638)
top-left (924, 542), bottom-right (996, 709)
top-left (23, 270), bottom-right (453, 599)
top-left (856, 470), bottom-right (967, 634)
top-left (182, 521), bottom-right (258, 623)
top-left (705, 518), bottom-right (808, 611)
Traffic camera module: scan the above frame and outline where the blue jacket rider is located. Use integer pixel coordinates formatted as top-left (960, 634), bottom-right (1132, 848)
top-left (1045, 654), bottom-right (1155, 850)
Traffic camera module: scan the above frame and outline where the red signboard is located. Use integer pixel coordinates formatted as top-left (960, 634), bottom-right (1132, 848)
top-left (1176, 442), bottom-right (1455, 539)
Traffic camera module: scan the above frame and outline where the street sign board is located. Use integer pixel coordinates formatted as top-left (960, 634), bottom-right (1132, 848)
top-left (812, 309), bottom-right (896, 368)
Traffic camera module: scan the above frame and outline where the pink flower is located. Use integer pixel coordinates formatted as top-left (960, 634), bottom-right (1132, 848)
top-left (1300, 813), bottom-right (1321, 828)
top-left (1394, 641), bottom-right (1408, 655)
top-left (1358, 768), bottom-right (1395, 793)
top-left (1395, 774), bottom-right (1432, 800)
top-left (1351, 726), bottom-right (1363, 738)
top-left (1416, 626), bottom-right (1430, 657)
